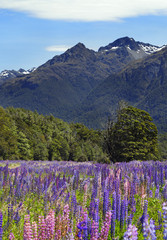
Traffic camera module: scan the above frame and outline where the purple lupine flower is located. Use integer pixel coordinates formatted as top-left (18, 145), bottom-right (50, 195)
top-left (155, 185), bottom-right (160, 199)
top-left (123, 224), bottom-right (138, 240)
top-left (155, 169), bottom-right (158, 188)
top-left (0, 212), bottom-right (2, 240)
top-left (165, 167), bottom-right (167, 180)
top-left (142, 200), bottom-right (148, 225)
top-left (13, 210), bottom-right (21, 225)
top-left (65, 192), bottom-right (70, 203)
top-left (163, 202), bottom-right (167, 240)
top-left (143, 217), bottom-right (157, 240)
top-left (103, 189), bottom-right (109, 219)
top-left (149, 219), bottom-right (157, 240)
top-left (94, 199), bottom-right (99, 226)
top-left (77, 221), bottom-right (88, 240)
top-left (83, 211), bottom-right (88, 240)
top-left (149, 190), bottom-right (153, 198)
top-left (116, 193), bottom-right (121, 221)
top-left (71, 192), bottom-right (77, 216)
top-left (111, 191), bottom-right (116, 237)
top-left (158, 211), bottom-right (163, 225)
top-left (160, 166), bottom-right (164, 187)
top-left (8, 204), bottom-right (13, 223)
top-left (128, 213), bottom-right (134, 226)
top-left (120, 198), bottom-right (126, 230)
top-left (89, 198), bottom-right (95, 219)
top-left (163, 184), bottom-right (167, 200)
top-left (81, 209), bottom-right (91, 239)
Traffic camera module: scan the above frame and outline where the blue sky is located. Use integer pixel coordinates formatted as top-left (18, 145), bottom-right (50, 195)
top-left (0, 0), bottom-right (167, 71)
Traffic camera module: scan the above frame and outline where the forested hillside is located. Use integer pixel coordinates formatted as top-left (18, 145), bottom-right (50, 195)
top-left (0, 106), bottom-right (108, 162)
top-left (0, 105), bottom-right (167, 161)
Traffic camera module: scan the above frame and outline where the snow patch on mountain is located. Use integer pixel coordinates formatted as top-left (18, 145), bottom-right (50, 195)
top-left (139, 44), bottom-right (166, 54)
top-left (0, 67), bottom-right (36, 85)
top-left (0, 68), bottom-right (36, 78)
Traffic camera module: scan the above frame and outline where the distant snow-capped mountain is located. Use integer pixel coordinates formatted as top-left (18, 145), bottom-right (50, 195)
top-left (98, 37), bottom-right (166, 60)
top-left (0, 67), bottom-right (36, 84)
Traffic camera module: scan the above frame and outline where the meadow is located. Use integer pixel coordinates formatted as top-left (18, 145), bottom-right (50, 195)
top-left (0, 160), bottom-right (167, 239)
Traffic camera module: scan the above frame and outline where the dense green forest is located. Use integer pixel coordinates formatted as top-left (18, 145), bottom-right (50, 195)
top-left (0, 105), bottom-right (167, 162)
top-left (0, 106), bottom-right (108, 162)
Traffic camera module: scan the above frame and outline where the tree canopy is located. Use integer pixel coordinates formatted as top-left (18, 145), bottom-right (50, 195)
top-left (104, 106), bottom-right (158, 162)
top-left (0, 105), bottom-right (163, 162)
top-left (0, 106), bottom-right (109, 163)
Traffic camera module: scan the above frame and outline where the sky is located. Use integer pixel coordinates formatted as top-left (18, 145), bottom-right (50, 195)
top-left (0, 0), bottom-right (167, 72)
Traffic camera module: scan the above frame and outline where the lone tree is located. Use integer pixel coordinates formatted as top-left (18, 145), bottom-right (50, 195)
top-left (104, 106), bottom-right (158, 162)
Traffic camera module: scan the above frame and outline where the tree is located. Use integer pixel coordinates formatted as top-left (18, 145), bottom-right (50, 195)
top-left (17, 131), bottom-right (33, 160)
top-left (104, 106), bottom-right (158, 162)
top-left (0, 107), bottom-right (18, 159)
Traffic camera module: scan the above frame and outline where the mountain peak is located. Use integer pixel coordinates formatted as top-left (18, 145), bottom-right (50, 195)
top-left (98, 36), bottom-right (165, 60)
top-left (47, 42), bottom-right (95, 65)
top-left (66, 42), bottom-right (88, 54)
top-left (98, 36), bottom-right (139, 52)
top-left (110, 36), bottom-right (136, 48)
top-left (73, 42), bottom-right (86, 49)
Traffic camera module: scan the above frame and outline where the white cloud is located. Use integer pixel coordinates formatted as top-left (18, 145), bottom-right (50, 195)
top-left (45, 45), bottom-right (71, 52)
top-left (0, 0), bottom-right (167, 21)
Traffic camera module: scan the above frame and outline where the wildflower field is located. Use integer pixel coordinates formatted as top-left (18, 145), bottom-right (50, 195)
top-left (0, 160), bottom-right (167, 239)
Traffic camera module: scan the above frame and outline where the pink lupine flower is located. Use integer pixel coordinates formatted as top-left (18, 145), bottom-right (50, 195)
top-left (91, 220), bottom-right (99, 240)
top-left (55, 229), bottom-right (61, 240)
top-left (9, 233), bottom-right (15, 240)
top-left (124, 180), bottom-right (129, 198)
top-left (61, 204), bottom-right (71, 238)
top-left (83, 183), bottom-right (88, 206)
top-left (55, 214), bottom-right (63, 240)
top-left (23, 215), bottom-right (33, 240)
top-left (99, 210), bottom-right (112, 240)
top-left (45, 209), bottom-right (55, 239)
top-left (38, 215), bottom-right (46, 240)
top-left (32, 221), bottom-right (38, 240)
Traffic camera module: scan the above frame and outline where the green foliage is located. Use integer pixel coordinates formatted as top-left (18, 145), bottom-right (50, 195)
top-left (17, 131), bottom-right (33, 160)
top-left (104, 106), bottom-right (158, 162)
top-left (0, 104), bottom-right (162, 163)
top-left (0, 106), bottom-right (107, 162)
top-left (0, 107), bottom-right (18, 159)
top-left (158, 133), bottom-right (167, 159)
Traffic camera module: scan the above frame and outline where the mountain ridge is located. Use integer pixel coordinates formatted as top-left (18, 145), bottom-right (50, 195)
top-left (0, 36), bottom-right (166, 131)
top-left (76, 45), bottom-right (167, 131)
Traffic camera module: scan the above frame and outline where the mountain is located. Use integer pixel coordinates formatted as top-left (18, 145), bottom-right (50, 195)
top-left (0, 68), bottom-right (36, 85)
top-left (0, 37), bottom-right (166, 130)
top-left (76, 45), bottom-right (167, 131)
top-left (98, 37), bottom-right (165, 59)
